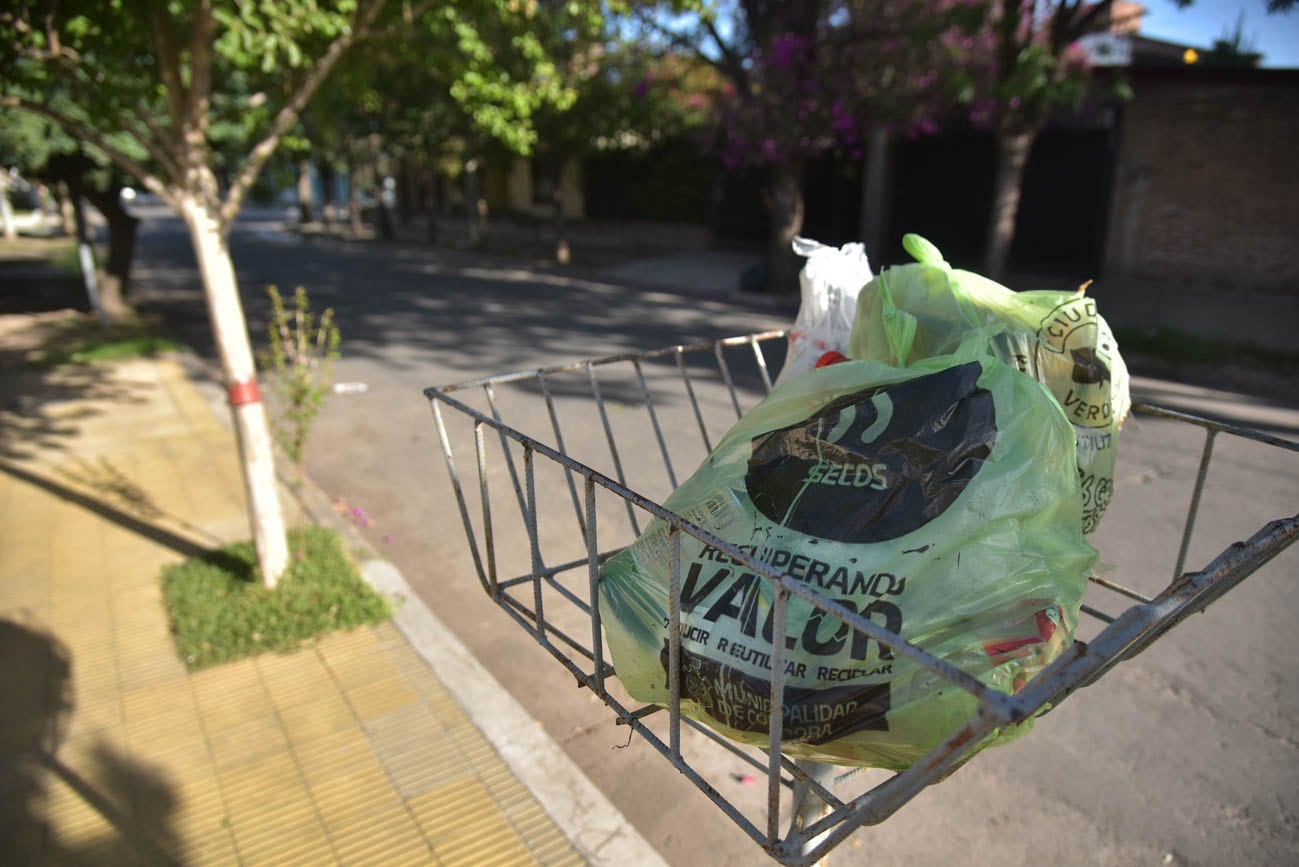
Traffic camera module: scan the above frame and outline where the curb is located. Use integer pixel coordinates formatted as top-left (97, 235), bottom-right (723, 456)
top-left (361, 559), bottom-right (668, 867)
top-left (182, 349), bottom-right (668, 867)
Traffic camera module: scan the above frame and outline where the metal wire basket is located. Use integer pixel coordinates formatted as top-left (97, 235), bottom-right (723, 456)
top-left (424, 330), bottom-right (1299, 866)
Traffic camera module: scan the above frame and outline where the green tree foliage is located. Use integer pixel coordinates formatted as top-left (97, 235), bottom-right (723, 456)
top-left (0, 0), bottom-right (608, 585)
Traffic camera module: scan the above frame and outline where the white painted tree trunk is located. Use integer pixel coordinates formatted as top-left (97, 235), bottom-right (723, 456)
top-left (180, 197), bottom-right (289, 587)
top-left (0, 173), bottom-right (16, 241)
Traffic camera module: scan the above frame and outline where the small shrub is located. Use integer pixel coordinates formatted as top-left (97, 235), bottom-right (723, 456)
top-left (261, 285), bottom-right (340, 553)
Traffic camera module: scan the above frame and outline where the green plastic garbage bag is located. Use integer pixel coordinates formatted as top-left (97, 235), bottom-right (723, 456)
top-left (849, 234), bottom-right (1130, 533)
top-left (598, 343), bottom-right (1096, 769)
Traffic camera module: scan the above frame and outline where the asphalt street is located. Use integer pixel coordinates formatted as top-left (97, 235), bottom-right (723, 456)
top-left (130, 209), bottom-right (1299, 867)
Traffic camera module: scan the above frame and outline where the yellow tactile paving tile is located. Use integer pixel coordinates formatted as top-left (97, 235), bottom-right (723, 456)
top-left (290, 729), bottom-right (378, 784)
top-left (330, 810), bottom-right (435, 866)
top-left (120, 688), bottom-right (206, 757)
top-left (205, 715), bottom-right (292, 772)
top-left (344, 675), bottom-right (421, 722)
top-left (190, 659), bottom-right (273, 721)
top-left (279, 693), bottom-right (361, 745)
top-left (381, 735), bottom-right (472, 800)
top-left (226, 799), bottom-right (335, 865)
top-left (408, 777), bottom-right (535, 857)
top-left (309, 765), bottom-right (405, 828)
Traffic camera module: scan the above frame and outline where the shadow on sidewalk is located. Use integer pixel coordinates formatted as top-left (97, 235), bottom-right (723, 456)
top-left (0, 459), bottom-right (241, 571)
top-left (0, 618), bottom-right (185, 865)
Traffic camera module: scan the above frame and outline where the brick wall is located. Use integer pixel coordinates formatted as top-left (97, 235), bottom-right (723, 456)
top-left (1103, 69), bottom-right (1299, 292)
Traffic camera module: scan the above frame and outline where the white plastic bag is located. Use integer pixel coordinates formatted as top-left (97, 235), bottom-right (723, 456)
top-left (775, 237), bottom-right (874, 387)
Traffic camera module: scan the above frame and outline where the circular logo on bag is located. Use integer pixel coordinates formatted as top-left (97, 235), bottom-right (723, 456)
top-left (744, 362), bottom-right (997, 544)
top-left (1037, 296), bottom-right (1114, 429)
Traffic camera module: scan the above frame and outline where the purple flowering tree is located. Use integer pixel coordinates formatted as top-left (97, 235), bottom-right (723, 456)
top-left (645, 1), bottom-right (983, 293)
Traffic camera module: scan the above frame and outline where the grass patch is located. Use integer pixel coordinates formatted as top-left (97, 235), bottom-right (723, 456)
top-left (1113, 327), bottom-right (1299, 373)
top-left (0, 236), bottom-right (80, 271)
top-left (161, 526), bottom-right (393, 670)
top-left (33, 320), bottom-right (183, 366)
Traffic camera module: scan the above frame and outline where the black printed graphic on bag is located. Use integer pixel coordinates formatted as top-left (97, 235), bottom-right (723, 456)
top-left (744, 362), bottom-right (997, 544)
top-left (661, 643), bottom-right (893, 743)
top-left (1078, 470), bottom-right (1113, 535)
top-left (660, 567), bottom-right (905, 739)
top-left (1037, 297), bottom-right (1115, 428)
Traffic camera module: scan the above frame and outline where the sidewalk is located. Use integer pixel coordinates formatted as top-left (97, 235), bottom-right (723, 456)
top-left (0, 337), bottom-right (657, 865)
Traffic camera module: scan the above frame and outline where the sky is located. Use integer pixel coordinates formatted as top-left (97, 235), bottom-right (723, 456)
top-left (1138, 0), bottom-right (1299, 67)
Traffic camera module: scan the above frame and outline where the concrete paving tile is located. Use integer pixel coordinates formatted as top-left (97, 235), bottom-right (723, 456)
top-left (291, 729), bottom-right (380, 786)
top-left (113, 647), bottom-right (189, 692)
top-left (0, 580), bottom-right (48, 612)
top-left (279, 694), bottom-right (358, 746)
top-left (364, 702), bottom-right (445, 753)
top-left (46, 601), bottom-right (113, 640)
top-left (335, 831), bottom-right (436, 863)
top-left (0, 538), bottom-right (50, 572)
top-left (344, 676), bottom-right (420, 722)
top-left (436, 828), bottom-right (535, 867)
top-left (50, 727), bottom-right (129, 774)
top-left (321, 645), bottom-right (394, 693)
top-left (215, 752), bottom-right (306, 817)
top-left (128, 736), bottom-right (213, 781)
top-left (54, 623), bottom-right (116, 660)
top-left (380, 740), bottom-right (472, 801)
top-left (225, 801), bottom-right (334, 865)
top-left (256, 649), bottom-right (338, 700)
top-left (108, 581), bottom-right (164, 613)
top-left (66, 659), bottom-right (121, 704)
top-left (190, 659), bottom-right (274, 731)
top-left (205, 715), bottom-right (291, 771)
top-left (427, 693), bottom-right (477, 732)
top-left (142, 776), bottom-right (232, 853)
top-left (394, 657), bottom-right (458, 705)
top-left (58, 700), bottom-right (123, 746)
top-left (328, 810), bottom-right (435, 864)
top-left (119, 680), bottom-right (200, 740)
top-left (408, 777), bottom-right (536, 866)
top-left (44, 834), bottom-right (140, 867)
top-left (169, 827), bottom-right (242, 866)
top-left (308, 764), bottom-right (403, 826)
top-left (492, 805), bottom-right (582, 863)
top-left (42, 788), bottom-right (124, 846)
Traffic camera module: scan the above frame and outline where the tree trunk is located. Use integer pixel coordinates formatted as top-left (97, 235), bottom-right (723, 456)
top-left (179, 196), bottom-right (289, 588)
top-left (347, 164), bottom-right (363, 236)
top-left (69, 191), bottom-right (110, 325)
top-left (464, 160), bottom-right (481, 247)
top-left (56, 183), bottom-right (77, 236)
top-left (396, 155), bottom-right (413, 226)
top-left (552, 156), bottom-right (569, 265)
top-left (0, 174), bottom-right (16, 240)
top-left (372, 157), bottom-right (394, 241)
top-left (297, 159), bottom-right (315, 224)
top-left (764, 159), bottom-right (805, 295)
top-left (83, 183), bottom-right (139, 317)
top-left (426, 166), bottom-right (440, 245)
top-left (96, 210), bottom-right (138, 319)
top-left (320, 162), bottom-right (336, 228)
top-left (984, 128), bottom-right (1036, 280)
top-left (861, 125), bottom-right (892, 259)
